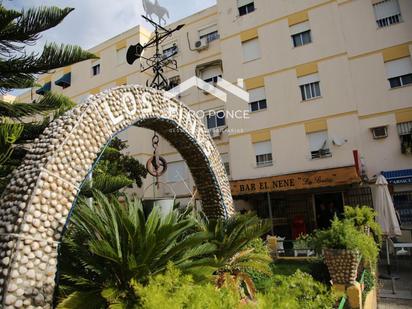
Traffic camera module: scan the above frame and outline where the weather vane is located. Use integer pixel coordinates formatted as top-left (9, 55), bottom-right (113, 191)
top-left (127, 0), bottom-right (185, 184)
top-left (127, 0), bottom-right (184, 90)
top-left (142, 0), bottom-right (169, 25)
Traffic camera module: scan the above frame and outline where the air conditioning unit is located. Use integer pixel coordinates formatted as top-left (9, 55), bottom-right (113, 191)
top-left (195, 37), bottom-right (209, 51)
top-left (209, 128), bottom-right (222, 139)
top-left (371, 126), bottom-right (388, 139)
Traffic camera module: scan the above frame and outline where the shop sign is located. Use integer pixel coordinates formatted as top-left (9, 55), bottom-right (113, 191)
top-left (230, 166), bottom-right (360, 196)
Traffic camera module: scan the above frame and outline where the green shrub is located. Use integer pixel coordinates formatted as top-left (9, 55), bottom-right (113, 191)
top-left (362, 269), bottom-right (375, 302)
top-left (255, 270), bottom-right (337, 309)
top-left (312, 217), bottom-right (379, 269)
top-left (132, 265), bottom-right (336, 309)
top-left (244, 238), bottom-right (273, 291)
top-left (271, 259), bottom-right (331, 284)
top-left (343, 206), bottom-right (382, 246)
top-left (132, 264), bottom-right (243, 309)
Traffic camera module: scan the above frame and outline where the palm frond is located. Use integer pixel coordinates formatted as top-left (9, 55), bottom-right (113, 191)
top-left (0, 92), bottom-right (75, 118)
top-left (0, 117), bottom-right (23, 165)
top-left (80, 175), bottom-right (134, 197)
top-left (0, 43), bottom-right (97, 92)
top-left (56, 290), bottom-right (106, 309)
top-left (0, 6), bottom-right (74, 52)
top-left (0, 6), bottom-right (21, 32)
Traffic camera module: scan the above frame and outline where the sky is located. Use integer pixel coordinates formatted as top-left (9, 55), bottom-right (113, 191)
top-left (4, 0), bottom-right (216, 49)
top-left (4, 0), bottom-right (216, 95)
top-left (4, 0), bottom-right (216, 50)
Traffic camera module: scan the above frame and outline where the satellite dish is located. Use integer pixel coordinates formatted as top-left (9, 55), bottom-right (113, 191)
top-left (126, 43), bottom-right (144, 65)
top-left (332, 136), bottom-right (348, 146)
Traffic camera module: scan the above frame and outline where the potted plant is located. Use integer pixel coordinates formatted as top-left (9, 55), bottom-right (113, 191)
top-left (293, 234), bottom-right (315, 257)
top-left (312, 218), bottom-right (378, 285)
top-left (343, 206), bottom-right (382, 246)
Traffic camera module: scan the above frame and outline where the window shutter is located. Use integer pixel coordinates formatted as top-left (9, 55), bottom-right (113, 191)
top-left (298, 73), bottom-right (320, 86)
top-left (242, 38), bottom-right (260, 62)
top-left (116, 47), bottom-right (126, 65)
top-left (249, 87), bottom-right (266, 102)
top-left (373, 0), bottom-right (401, 20)
top-left (166, 161), bottom-right (187, 182)
top-left (397, 122), bottom-right (412, 136)
top-left (385, 57), bottom-right (412, 79)
top-left (290, 21), bottom-right (310, 35)
top-left (254, 141), bottom-right (272, 156)
top-left (199, 24), bottom-right (218, 37)
top-left (308, 131), bottom-right (328, 151)
top-left (237, 0), bottom-right (253, 7)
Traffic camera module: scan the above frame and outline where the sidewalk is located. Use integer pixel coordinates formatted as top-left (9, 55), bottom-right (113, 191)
top-left (378, 298), bottom-right (412, 309)
top-left (378, 256), bottom-right (412, 308)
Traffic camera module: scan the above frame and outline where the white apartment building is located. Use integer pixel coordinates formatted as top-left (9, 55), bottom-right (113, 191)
top-left (18, 0), bottom-right (412, 237)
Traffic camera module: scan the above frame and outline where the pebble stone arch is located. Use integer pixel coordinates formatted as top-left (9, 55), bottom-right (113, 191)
top-left (0, 85), bottom-right (234, 308)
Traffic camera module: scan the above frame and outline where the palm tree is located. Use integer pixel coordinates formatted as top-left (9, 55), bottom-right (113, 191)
top-left (0, 4), bottom-right (97, 192)
top-left (57, 191), bottom-right (216, 308)
top-left (203, 214), bottom-right (272, 299)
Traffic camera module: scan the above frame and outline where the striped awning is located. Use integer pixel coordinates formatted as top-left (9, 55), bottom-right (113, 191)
top-left (382, 169), bottom-right (412, 185)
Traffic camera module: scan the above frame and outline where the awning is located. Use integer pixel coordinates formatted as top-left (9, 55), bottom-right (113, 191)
top-left (35, 82), bottom-right (51, 95)
top-left (382, 169), bottom-right (412, 185)
top-left (230, 166), bottom-right (360, 196)
top-left (55, 72), bottom-right (71, 88)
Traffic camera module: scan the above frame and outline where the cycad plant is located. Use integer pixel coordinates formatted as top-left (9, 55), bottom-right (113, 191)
top-left (57, 191), bottom-right (216, 308)
top-left (0, 4), bottom-right (97, 193)
top-left (204, 214), bottom-right (272, 299)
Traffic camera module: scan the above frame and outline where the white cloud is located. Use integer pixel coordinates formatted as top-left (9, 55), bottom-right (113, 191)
top-left (4, 0), bottom-right (216, 96)
top-left (4, 0), bottom-right (216, 50)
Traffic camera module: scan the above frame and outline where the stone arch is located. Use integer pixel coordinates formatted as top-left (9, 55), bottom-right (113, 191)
top-left (0, 86), bottom-right (234, 308)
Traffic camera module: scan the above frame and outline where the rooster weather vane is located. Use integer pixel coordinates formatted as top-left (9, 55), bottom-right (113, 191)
top-left (126, 0), bottom-right (184, 90)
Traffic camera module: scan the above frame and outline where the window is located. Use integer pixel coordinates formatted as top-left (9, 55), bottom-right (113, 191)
top-left (371, 126), bottom-right (388, 139)
top-left (162, 43), bottom-right (178, 59)
top-left (290, 21), bottom-right (312, 47)
top-left (199, 24), bottom-right (220, 43)
top-left (249, 87), bottom-right (267, 112)
top-left (168, 76), bottom-right (180, 89)
top-left (242, 38), bottom-right (260, 62)
top-left (254, 141), bottom-right (273, 167)
top-left (116, 47), bottom-right (126, 65)
top-left (373, 0), bottom-right (402, 28)
top-left (206, 111), bottom-right (226, 129)
top-left (298, 73), bottom-right (321, 101)
top-left (397, 121), bottom-right (412, 154)
top-left (166, 161), bottom-right (187, 183)
top-left (92, 63), bottom-right (101, 76)
top-left (308, 131), bottom-right (331, 159)
top-left (238, 0), bottom-right (255, 16)
top-left (201, 65), bottom-right (222, 84)
top-left (385, 57), bottom-right (412, 88)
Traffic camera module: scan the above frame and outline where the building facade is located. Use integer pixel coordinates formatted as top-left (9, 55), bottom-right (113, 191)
top-left (18, 0), bottom-right (412, 236)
